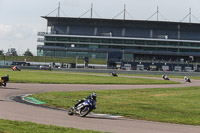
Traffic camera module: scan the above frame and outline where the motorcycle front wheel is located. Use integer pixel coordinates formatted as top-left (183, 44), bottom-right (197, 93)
top-left (79, 106), bottom-right (91, 117)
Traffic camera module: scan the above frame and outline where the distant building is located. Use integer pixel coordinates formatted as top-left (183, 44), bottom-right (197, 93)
top-left (0, 50), bottom-right (3, 55)
top-left (37, 16), bottom-right (200, 70)
top-left (6, 48), bottom-right (17, 56)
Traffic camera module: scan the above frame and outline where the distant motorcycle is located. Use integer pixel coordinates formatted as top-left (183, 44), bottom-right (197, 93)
top-left (184, 76), bottom-right (191, 83)
top-left (68, 99), bottom-right (96, 117)
top-left (0, 74), bottom-right (9, 87)
top-left (12, 66), bottom-right (21, 71)
top-left (110, 72), bottom-right (118, 77)
top-left (162, 75), bottom-right (169, 80)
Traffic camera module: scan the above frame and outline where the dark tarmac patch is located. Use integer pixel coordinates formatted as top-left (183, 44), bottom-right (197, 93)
top-left (11, 95), bottom-right (123, 119)
top-left (11, 95), bottom-right (67, 112)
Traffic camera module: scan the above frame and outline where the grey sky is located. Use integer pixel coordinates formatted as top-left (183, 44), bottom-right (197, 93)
top-left (0, 0), bottom-right (200, 55)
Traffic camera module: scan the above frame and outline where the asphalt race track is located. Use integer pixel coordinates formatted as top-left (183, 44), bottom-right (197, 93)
top-left (1, 76), bottom-right (200, 133)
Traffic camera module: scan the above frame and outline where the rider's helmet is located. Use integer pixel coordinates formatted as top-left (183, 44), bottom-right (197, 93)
top-left (91, 92), bottom-right (96, 100)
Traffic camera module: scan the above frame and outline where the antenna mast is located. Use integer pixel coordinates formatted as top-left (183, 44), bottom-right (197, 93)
top-left (113, 4), bottom-right (133, 20)
top-left (157, 6), bottom-right (159, 21)
top-left (147, 6), bottom-right (168, 21)
top-left (79, 3), bottom-right (101, 18)
top-left (91, 3), bottom-right (93, 18)
top-left (189, 8), bottom-right (192, 23)
top-left (147, 6), bottom-right (159, 21)
top-left (180, 8), bottom-right (193, 23)
top-left (58, 2), bottom-right (60, 17)
top-left (124, 4), bottom-right (126, 20)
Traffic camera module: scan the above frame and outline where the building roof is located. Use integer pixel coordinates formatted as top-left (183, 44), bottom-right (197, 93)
top-left (42, 16), bottom-right (200, 30)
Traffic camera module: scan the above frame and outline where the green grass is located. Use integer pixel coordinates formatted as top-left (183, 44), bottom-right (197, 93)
top-left (0, 55), bottom-right (107, 64)
top-left (32, 87), bottom-right (200, 125)
top-left (97, 73), bottom-right (200, 80)
top-left (117, 73), bottom-right (198, 79)
top-left (0, 119), bottom-right (103, 133)
top-left (0, 69), bottom-right (178, 84)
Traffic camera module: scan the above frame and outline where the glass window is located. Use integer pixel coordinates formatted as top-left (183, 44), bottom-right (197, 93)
top-left (123, 54), bottom-right (133, 61)
top-left (101, 39), bottom-right (111, 43)
top-left (167, 48), bottom-right (178, 52)
top-left (135, 40), bottom-right (145, 45)
top-left (57, 37), bottom-right (67, 41)
top-left (45, 37), bottom-right (57, 41)
top-left (89, 45), bottom-right (98, 48)
top-left (169, 42), bottom-right (178, 46)
top-left (45, 43), bottom-right (55, 46)
top-left (76, 52), bottom-right (89, 58)
top-left (99, 53), bottom-right (107, 58)
top-left (66, 51), bottom-right (77, 57)
top-left (147, 41), bottom-right (157, 45)
top-left (79, 38), bottom-right (90, 42)
top-left (91, 38), bottom-right (101, 43)
top-left (56, 43), bottom-right (65, 47)
top-left (99, 45), bottom-right (109, 48)
top-left (37, 49), bottom-right (43, 56)
top-left (55, 51), bottom-right (65, 57)
top-left (179, 42), bottom-right (190, 47)
top-left (190, 43), bottom-right (198, 47)
top-left (68, 37), bottom-right (78, 42)
top-left (124, 39), bottom-right (134, 44)
top-left (76, 44), bottom-right (88, 48)
top-left (44, 50), bottom-right (55, 56)
top-left (112, 39), bottom-right (123, 44)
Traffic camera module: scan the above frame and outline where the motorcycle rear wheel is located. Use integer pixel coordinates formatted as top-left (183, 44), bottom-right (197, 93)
top-left (68, 108), bottom-right (74, 115)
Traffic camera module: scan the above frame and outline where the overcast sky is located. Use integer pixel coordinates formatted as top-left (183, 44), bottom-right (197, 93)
top-left (0, 0), bottom-right (200, 55)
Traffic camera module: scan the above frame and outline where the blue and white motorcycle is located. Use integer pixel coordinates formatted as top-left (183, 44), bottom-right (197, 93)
top-left (68, 99), bottom-right (96, 117)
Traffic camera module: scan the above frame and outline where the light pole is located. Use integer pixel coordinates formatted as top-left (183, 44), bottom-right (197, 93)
top-left (3, 54), bottom-right (5, 66)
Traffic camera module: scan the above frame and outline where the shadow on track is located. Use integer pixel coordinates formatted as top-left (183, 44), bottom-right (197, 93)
top-left (0, 87), bottom-right (19, 90)
top-left (0, 99), bottom-right (12, 102)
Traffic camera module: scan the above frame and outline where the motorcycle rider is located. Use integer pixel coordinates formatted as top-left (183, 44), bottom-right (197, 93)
top-left (184, 76), bottom-right (191, 83)
top-left (0, 74), bottom-right (9, 87)
top-left (12, 66), bottom-right (20, 71)
top-left (73, 92), bottom-right (97, 110)
top-left (110, 72), bottom-right (118, 77)
top-left (162, 75), bottom-right (169, 80)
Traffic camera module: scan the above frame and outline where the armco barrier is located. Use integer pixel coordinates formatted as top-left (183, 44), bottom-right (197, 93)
top-left (0, 65), bottom-right (51, 71)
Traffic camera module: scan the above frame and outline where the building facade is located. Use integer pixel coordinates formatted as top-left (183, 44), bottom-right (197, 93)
top-left (37, 17), bottom-right (200, 70)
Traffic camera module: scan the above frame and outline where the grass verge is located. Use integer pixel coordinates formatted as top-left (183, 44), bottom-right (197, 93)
top-left (0, 119), bottom-right (103, 133)
top-left (0, 69), bottom-right (178, 84)
top-left (0, 55), bottom-right (107, 64)
top-left (32, 87), bottom-right (200, 125)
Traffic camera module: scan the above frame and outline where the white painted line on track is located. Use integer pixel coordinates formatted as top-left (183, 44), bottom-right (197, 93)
top-left (90, 113), bottom-right (123, 118)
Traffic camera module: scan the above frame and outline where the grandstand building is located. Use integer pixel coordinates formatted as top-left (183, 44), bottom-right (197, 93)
top-left (37, 16), bottom-right (200, 71)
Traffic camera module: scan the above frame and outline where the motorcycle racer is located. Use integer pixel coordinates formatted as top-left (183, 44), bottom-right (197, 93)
top-left (74, 92), bottom-right (97, 110)
top-left (184, 76), bottom-right (191, 83)
top-left (0, 74), bottom-right (9, 87)
top-left (162, 75), bottom-right (169, 80)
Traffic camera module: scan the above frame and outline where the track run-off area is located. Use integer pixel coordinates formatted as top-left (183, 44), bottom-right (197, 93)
top-left (1, 75), bottom-right (200, 133)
